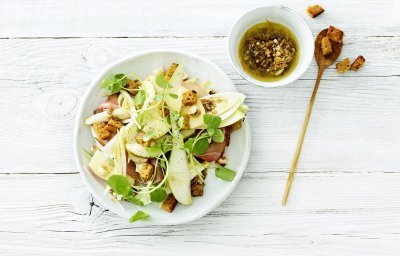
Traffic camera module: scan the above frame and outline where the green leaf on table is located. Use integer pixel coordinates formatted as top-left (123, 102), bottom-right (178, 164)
top-left (203, 114), bottom-right (221, 129)
top-left (215, 165), bottom-right (236, 182)
top-left (150, 187), bottom-right (167, 202)
top-left (212, 128), bottom-right (224, 143)
top-left (129, 210), bottom-right (150, 223)
top-left (107, 175), bottom-right (131, 196)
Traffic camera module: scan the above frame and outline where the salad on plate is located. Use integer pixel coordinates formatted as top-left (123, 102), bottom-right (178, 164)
top-left (84, 63), bottom-right (248, 221)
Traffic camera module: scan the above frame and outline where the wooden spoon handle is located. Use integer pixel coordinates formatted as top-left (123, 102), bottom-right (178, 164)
top-left (282, 68), bottom-right (325, 206)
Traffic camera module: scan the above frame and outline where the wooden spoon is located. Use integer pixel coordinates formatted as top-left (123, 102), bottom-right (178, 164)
top-left (282, 29), bottom-right (343, 206)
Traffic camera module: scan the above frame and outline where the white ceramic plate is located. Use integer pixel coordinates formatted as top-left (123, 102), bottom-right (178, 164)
top-left (74, 50), bottom-right (251, 225)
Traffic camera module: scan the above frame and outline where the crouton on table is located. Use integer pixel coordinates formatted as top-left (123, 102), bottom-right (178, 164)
top-left (307, 5), bottom-right (325, 18)
top-left (321, 37), bottom-right (332, 55)
top-left (327, 26), bottom-right (344, 44)
top-left (336, 58), bottom-right (351, 74)
top-left (351, 55), bottom-right (366, 71)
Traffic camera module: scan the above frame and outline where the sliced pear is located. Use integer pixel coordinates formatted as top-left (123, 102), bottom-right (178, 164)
top-left (126, 142), bottom-right (151, 158)
top-left (165, 85), bottom-right (187, 113)
top-left (200, 92), bottom-right (245, 117)
top-left (168, 64), bottom-right (185, 87)
top-left (88, 150), bottom-right (113, 180)
top-left (219, 110), bottom-right (245, 127)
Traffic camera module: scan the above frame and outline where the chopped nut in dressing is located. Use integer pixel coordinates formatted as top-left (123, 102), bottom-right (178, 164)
top-left (238, 20), bottom-right (299, 81)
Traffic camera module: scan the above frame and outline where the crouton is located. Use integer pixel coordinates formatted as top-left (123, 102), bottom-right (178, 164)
top-left (336, 58), bottom-right (351, 74)
top-left (126, 79), bottom-right (139, 92)
top-left (321, 37), bottom-right (332, 56)
top-left (216, 156), bottom-right (228, 166)
top-left (327, 26), bottom-right (344, 44)
top-left (93, 122), bottom-right (111, 140)
top-left (230, 120), bottom-right (243, 132)
top-left (164, 63), bottom-right (179, 81)
top-left (351, 55), bottom-right (366, 71)
top-left (106, 118), bottom-right (123, 132)
top-left (135, 131), bottom-right (154, 147)
top-left (191, 177), bottom-right (204, 197)
top-left (161, 194), bottom-right (178, 213)
top-left (307, 4), bottom-right (325, 18)
top-left (138, 162), bottom-right (154, 181)
top-left (182, 115), bottom-right (190, 130)
top-left (182, 90), bottom-right (198, 106)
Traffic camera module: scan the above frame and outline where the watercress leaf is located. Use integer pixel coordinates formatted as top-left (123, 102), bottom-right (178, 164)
top-left (155, 75), bottom-right (169, 89)
top-left (146, 145), bottom-right (162, 156)
top-left (125, 196), bottom-right (144, 206)
top-left (212, 128), bottom-right (224, 143)
top-left (207, 127), bottom-right (215, 136)
top-left (129, 210), bottom-right (150, 223)
top-left (192, 137), bottom-right (209, 155)
top-left (134, 90), bottom-right (146, 106)
top-left (168, 93), bottom-right (178, 99)
top-left (107, 175), bottom-right (131, 196)
top-left (150, 187), bottom-right (167, 202)
top-left (215, 165), bottom-right (236, 182)
top-left (184, 138), bottom-right (195, 151)
top-left (101, 77), bottom-right (113, 89)
top-left (203, 114), bottom-right (221, 129)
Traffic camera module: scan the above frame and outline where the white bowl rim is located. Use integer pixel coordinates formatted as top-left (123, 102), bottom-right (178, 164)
top-left (227, 5), bottom-right (314, 88)
top-left (73, 49), bottom-right (251, 225)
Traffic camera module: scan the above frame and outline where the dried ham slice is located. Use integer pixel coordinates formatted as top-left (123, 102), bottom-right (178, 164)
top-left (195, 128), bottom-right (231, 162)
top-left (95, 94), bottom-right (119, 113)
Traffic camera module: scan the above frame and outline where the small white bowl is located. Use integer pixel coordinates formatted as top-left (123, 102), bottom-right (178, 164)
top-left (228, 6), bottom-right (314, 87)
top-left (74, 50), bottom-right (251, 225)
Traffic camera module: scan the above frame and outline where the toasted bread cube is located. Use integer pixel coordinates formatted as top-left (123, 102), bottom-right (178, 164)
top-left (321, 37), bottom-right (332, 55)
top-left (182, 115), bottom-right (190, 130)
top-left (138, 162), bottom-right (154, 181)
top-left (126, 79), bottom-right (139, 90)
top-left (336, 58), bottom-right (350, 74)
top-left (191, 177), bottom-right (204, 197)
top-left (93, 122), bottom-right (111, 140)
top-left (216, 156), bottom-right (228, 166)
top-left (182, 90), bottom-right (198, 106)
top-left (106, 118), bottom-right (123, 132)
top-left (327, 26), bottom-right (344, 44)
top-left (230, 120), bottom-right (243, 132)
top-left (307, 4), bottom-right (325, 18)
top-left (161, 194), bottom-right (178, 213)
top-left (135, 131), bottom-right (153, 147)
top-left (164, 63), bottom-right (179, 81)
top-left (351, 55), bottom-right (366, 71)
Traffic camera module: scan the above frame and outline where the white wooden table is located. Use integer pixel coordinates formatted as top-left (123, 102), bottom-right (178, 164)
top-left (1, 0), bottom-right (399, 255)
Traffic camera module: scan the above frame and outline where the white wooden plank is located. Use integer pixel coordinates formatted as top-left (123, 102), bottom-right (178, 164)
top-left (0, 37), bottom-right (399, 174)
top-left (0, 0), bottom-right (399, 37)
top-left (0, 173), bottom-right (399, 255)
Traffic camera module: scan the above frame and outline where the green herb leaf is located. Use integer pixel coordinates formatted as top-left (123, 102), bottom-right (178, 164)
top-left (101, 74), bottom-right (127, 94)
top-left (125, 197), bottom-right (144, 206)
top-left (184, 138), bottom-right (195, 152)
top-left (207, 127), bottom-right (215, 136)
top-left (192, 137), bottom-right (209, 155)
top-left (203, 114), bottom-right (221, 129)
top-left (146, 145), bottom-right (162, 156)
top-left (107, 175), bottom-right (131, 196)
top-left (150, 187), bottom-right (167, 202)
top-left (155, 75), bottom-right (170, 89)
top-left (136, 113), bottom-right (144, 126)
top-left (215, 165), bottom-right (236, 182)
top-left (168, 93), bottom-right (178, 99)
top-left (212, 128), bottom-right (224, 143)
top-left (134, 90), bottom-right (146, 106)
top-left (129, 210), bottom-right (150, 223)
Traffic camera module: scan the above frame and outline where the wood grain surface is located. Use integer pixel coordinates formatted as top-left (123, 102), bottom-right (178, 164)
top-left (0, 0), bottom-right (399, 255)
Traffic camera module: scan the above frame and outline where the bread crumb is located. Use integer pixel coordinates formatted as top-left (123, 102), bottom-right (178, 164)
top-left (336, 58), bottom-right (350, 74)
top-left (321, 37), bottom-right (332, 55)
top-left (327, 26), bottom-right (344, 44)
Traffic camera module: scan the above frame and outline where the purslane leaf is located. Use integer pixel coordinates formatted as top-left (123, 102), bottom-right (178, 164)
top-left (212, 128), bottom-right (224, 143)
top-left (203, 114), bottom-right (221, 129)
top-left (215, 165), bottom-right (236, 182)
